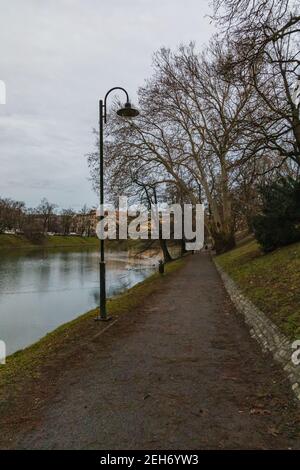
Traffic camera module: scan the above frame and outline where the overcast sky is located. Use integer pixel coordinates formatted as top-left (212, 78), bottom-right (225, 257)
top-left (0, 0), bottom-right (215, 210)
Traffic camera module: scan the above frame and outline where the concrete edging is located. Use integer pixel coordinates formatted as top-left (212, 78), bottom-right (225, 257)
top-left (213, 259), bottom-right (300, 401)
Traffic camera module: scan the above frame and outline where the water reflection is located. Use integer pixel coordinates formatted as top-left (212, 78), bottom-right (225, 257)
top-left (0, 248), bottom-right (157, 355)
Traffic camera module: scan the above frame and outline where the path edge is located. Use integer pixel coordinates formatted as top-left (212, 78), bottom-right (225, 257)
top-left (213, 257), bottom-right (300, 401)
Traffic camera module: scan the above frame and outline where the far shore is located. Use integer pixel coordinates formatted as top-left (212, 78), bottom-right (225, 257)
top-left (0, 234), bottom-right (152, 252)
top-left (0, 233), bottom-right (98, 250)
top-left (0, 234), bottom-right (182, 261)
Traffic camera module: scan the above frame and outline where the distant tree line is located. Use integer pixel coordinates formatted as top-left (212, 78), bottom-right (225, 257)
top-left (0, 197), bottom-right (97, 242)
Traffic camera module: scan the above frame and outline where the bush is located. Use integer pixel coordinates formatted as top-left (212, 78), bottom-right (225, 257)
top-left (22, 217), bottom-right (45, 244)
top-left (252, 177), bottom-right (300, 252)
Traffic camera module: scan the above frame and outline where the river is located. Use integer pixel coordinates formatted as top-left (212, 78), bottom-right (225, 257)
top-left (0, 248), bottom-right (157, 355)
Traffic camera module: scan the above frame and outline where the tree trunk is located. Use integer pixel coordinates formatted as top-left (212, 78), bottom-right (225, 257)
top-left (159, 238), bottom-right (172, 262)
top-left (212, 229), bottom-right (236, 254)
top-left (180, 238), bottom-right (187, 257)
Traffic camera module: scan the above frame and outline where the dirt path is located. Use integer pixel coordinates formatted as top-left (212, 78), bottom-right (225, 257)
top-left (6, 254), bottom-right (300, 449)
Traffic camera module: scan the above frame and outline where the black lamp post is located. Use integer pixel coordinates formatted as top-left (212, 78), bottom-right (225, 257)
top-left (96, 87), bottom-right (139, 321)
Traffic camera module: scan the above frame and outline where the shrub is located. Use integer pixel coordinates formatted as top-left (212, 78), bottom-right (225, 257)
top-left (252, 177), bottom-right (300, 252)
top-left (22, 216), bottom-right (45, 244)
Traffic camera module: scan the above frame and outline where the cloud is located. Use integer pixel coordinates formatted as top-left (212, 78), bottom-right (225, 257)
top-left (0, 0), bottom-right (214, 208)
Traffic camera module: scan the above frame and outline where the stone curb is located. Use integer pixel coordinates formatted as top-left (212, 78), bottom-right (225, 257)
top-left (213, 259), bottom-right (300, 401)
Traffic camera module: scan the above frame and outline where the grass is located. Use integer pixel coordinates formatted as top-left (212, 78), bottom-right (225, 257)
top-left (0, 233), bottom-right (99, 250)
top-left (216, 239), bottom-right (300, 339)
top-left (0, 234), bottom-right (164, 252)
top-left (0, 256), bottom-right (185, 398)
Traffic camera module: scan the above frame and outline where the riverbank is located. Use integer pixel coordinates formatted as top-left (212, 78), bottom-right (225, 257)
top-left (0, 234), bottom-right (152, 252)
top-left (0, 257), bottom-right (185, 447)
top-left (1, 253), bottom-right (299, 450)
top-left (0, 234), bottom-right (174, 254)
top-left (216, 239), bottom-right (300, 339)
top-left (0, 234), bottom-right (99, 250)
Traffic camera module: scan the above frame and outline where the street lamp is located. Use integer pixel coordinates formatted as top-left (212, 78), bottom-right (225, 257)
top-left (96, 87), bottom-right (139, 321)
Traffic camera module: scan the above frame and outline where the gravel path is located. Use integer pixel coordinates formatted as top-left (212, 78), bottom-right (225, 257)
top-left (11, 253), bottom-right (300, 449)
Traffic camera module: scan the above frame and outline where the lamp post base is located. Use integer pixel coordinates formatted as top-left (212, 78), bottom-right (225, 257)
top-left (94, 315), bottom-right (112, 322)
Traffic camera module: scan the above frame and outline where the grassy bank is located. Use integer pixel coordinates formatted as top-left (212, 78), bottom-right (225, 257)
top-left (0, 257), bottom-right (185, 408)
top-left (0, 233), bottom-right (99, 250)
top-left (0, 234), bottom-right (166, 253)
top-left (216, 240), bottom-right (300, 339)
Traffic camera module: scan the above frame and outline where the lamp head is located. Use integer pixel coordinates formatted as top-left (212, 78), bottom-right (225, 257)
top-left (117, 102), bottom-right (139, 118)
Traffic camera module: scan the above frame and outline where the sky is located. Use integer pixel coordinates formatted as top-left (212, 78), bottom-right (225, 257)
top-left (0, 0), bottom-right (215, 210)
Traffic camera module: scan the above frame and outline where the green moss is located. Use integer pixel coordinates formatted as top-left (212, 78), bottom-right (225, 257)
top-left (216, 240), bottom-right (300, 339)
top-left (0, 257), bottom-right (185, 392)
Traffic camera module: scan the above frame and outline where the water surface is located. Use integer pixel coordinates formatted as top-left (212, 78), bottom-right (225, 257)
top-left (0, 248), bottom-right (157, 355)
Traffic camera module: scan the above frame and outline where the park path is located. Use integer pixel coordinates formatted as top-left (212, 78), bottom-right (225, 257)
top-left (12, 254), bottom-right (300, 449)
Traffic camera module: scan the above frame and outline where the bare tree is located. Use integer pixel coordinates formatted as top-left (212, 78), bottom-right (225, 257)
top-left (213, 0), bottom-right (300, 168)
top-left (75, 204), bottom-right (94, 237)
top-left (22, 208), bottom-right (44, 243)
top-left (87, 12), bottom-right (299, 253)
top-left (36, 198), bottom-right (57, 234)
top-left (88, 42), bottom-right (258, 252)
top-left (0, 197), bottom-right (25, 233)
top-left (61, 208), bottom-right (75, 235)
